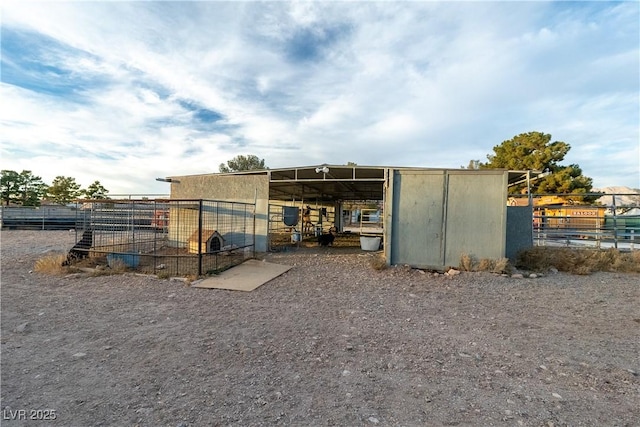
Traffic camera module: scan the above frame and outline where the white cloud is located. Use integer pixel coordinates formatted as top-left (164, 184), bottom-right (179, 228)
top-left (1, 1), bottom-right (638, 193)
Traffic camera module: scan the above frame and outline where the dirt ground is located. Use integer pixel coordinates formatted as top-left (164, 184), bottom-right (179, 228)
top-left (1, 230), bottom-right (639, 426)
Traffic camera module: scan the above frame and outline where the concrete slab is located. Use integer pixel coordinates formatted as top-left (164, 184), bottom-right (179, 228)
top-left (192, 259), bottom-right (292, 292)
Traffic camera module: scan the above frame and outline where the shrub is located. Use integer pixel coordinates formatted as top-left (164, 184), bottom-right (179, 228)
top-left (459, 253), bottom-right (475, 271)
top-left (516, 247), bottom-right (640, 274)
top-left (369, 254), bottom-right (388, 270)
top-left (34, 254), bottom-right (68, 275)
top-left (459, 254), bottom-right (511, 274)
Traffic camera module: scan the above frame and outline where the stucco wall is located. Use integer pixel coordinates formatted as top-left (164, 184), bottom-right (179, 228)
top-left (169, 174), bottom-right (270, 252)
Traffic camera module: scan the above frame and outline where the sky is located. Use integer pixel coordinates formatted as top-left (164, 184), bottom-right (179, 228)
top-left (1, 1), bottom-right (639, 195)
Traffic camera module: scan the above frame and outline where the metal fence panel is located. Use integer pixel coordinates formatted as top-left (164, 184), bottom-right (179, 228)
top-left (508, 193), bottom-right (640, 251)
top-left (506, 205), bottom-right (533, 260)
top-left (69, 198), bottom-right (255, 276)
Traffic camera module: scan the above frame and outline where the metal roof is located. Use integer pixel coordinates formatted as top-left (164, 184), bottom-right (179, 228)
top-left (208, 165), bottom-right (536, 202)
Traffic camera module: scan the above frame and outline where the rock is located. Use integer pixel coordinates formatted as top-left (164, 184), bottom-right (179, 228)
top-left (529, 273), bottom-right (538, 279)
top-left (447, 268), bottom-right (461, 276)
top-left (15, 322), bottom-right (29, 333)
top-left (549, 267), bottom-right (559, 274)
top-left (367, 416), bottom-right (380, 424)
top-left (72, 352), bottom-right (87, 358)
top-left (552, 392), bottom-right (562, 399)
top-left (342, 370), bottom-right (351, 376)
top-left (511, 273), bottom-right (524, 279)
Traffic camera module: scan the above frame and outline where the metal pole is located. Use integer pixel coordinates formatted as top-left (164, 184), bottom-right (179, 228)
top-left (612, 196), bottom-right (618, 249)
top-left (198, 199), bottom-right (203, 276)
top-left (253, 188), bottom-right (257, 258)
top-left (527, 170), bottom-right (532, 206)
top-left (596, 213), bottom-right (601, 249)
top-left (153, 200), bottom-right (157, 274)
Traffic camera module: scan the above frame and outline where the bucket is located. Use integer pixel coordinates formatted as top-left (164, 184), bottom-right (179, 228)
top-left (291, 231), bottom-right (301, 242)
top-left (283, 206), bottom-right (299, 227)
top-left (107, 252), bottom-right (140, 268)
top-left (360, 236), bottom-right (381, 251)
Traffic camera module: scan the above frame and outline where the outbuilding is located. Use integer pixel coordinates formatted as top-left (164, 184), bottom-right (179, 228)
top-left (165, 165), bottom-right (533, 270)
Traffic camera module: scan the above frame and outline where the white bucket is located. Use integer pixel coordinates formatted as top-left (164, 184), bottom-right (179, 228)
top-left (291, 231), bottom-right (301, 242)
top-left (360, 236), bottom-right (381, 251)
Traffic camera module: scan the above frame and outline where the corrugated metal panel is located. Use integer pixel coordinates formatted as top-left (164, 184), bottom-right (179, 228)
top-left (444, 172), bottom-right (507, 265)
top-left (388, 169), bottom-right (507, 269)
top-left (389, 170), bottom-right (446, 267)
top-left (506, 206), bottom-right (533, 260)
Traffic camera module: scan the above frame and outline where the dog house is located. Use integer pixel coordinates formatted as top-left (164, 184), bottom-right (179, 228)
top-left (188, 229), bottom-right (224, 254)
top-left (163, 165), bottom-right (533, 269)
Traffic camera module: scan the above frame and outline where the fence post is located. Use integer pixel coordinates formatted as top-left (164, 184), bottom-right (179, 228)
top-left (612, 196), bottom-right (618, 249)
top-left (596, 213), bottom-right (601, 249)
top-left (198, 199), bottom-right (203, 276)
top-left (253, 189), bottom-right (257, 257)
top-left (153, 200), bottom-right (157, 275)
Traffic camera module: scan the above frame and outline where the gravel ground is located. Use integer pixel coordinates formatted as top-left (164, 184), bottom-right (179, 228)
top-left (1, 230), bottom-right (639, 426)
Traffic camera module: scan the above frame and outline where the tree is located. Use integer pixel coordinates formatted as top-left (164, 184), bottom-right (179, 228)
top-left (482, 131), bottom-right (569, 171)
top-left (84, 181), bottom-right (109, 199)
top-left (463, 160), bottom-right (481, 170)
top-left (1, 170), bottom-right (20, 206)
top-left (47, 176), bottom-right (82, 205)
top-left (477, 131), bottom-right (597, 200)
top-left (219, 155), bottom-right (267, 173)
top-left (1, 170), bottom-right (47, 206)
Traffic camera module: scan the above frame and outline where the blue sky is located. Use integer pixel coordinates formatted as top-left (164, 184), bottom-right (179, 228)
top-left (1, 1), bottom-right (638, 195)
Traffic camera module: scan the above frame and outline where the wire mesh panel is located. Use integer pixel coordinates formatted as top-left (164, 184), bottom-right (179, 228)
top-left (72, 199), bottom-right (255, 276)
